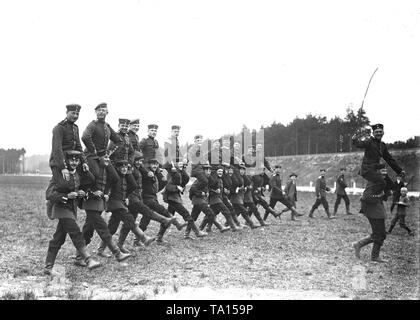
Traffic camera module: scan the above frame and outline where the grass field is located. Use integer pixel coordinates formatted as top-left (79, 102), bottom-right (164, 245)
top-left (0, 175), bottom-right (418, 300)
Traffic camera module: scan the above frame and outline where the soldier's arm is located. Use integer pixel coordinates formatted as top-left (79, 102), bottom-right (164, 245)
top-left (51, 125), bottom-right (67, 171)
top-left (126, 174), bottom-right (139, 195)
top-left (382, 145), bottom-right (403, 174)
top-left (82, 122), bottom-right (97, 155)
top-left (138, 138), bottom-right (147, 153)
top-left (108, 125), bottom-right (123, 153)
top-left (264, 158), bottom-right (272, 172)
top-left (315, 179), bottom-right (321, 197)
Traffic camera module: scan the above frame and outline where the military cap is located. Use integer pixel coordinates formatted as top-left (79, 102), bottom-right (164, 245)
top-left (202, 164), bottom-right (212, 170)
top-left (65, 150), bottom-right (82, 160)
top-left (371, 123), bottom-right (384, 131)
top-left (148, 158), bottom-right (159, 164)
top-left (133, 151), bottom-right (144, 160)
top-left (95, 103), bottom-right (107, 110)
top-left (216, 165), bottom-right (224, 171)
top-left (119, 118), bottom-right (131, 125)
top-left (130, 119), bottom-right (140, 125)
top-left (115, 159), bottom-right (129, 166)
top-left (172, 125), bottom-right (181, 130)
top-left (66, 104), bottom-right (81, 112)
top-left (289, 173), bottom-right (298, 177)
top-left (148, 124), bottom-right (158, 129)
top-left (194, 134), bottom-right (203, 140)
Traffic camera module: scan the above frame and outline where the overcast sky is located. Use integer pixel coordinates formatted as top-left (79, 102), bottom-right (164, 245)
top-left (0, 0), bottom-right (419, 156)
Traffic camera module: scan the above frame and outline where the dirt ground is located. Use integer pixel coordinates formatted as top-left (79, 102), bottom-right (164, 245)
top-left (0, 175), bottom-right (418, 300)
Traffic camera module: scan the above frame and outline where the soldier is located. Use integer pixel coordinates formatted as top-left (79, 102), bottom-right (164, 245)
top-left (352, 167), bottom-right (390, 263)
top-left (387, 187), bottom-right (414, 236)
top-left (139, 158), bottom-right (185, 244)
top-left (163, 125), bottom-right (183, 171)
top-left (188, 134), bottom-right (209, 184)
top-left (251, 167), bottom-right (280, 218)
top-left (119, 151), bottom-right (178, 247)
top-left (390, 173), bottom-right (406, 214)
top-left (200, 166), bottom-right (238, 232)
top-left (128, 119), bottom-right (140, 152)
top-left (80, 154), bottom-right (131, 262)
top-left (44, 150), bottom-right (101, 274)
top-left (81, 103), bottom-right (123, 184)
top-left (230, 164), bottom-right (258, 229)
top-left (163, 161), bottom-right (207, 239)
top-left (309, 169), bottom-right (334, 219)
top-left (265, 165), bottom-right (301, 221)
top-left (333, 168), bottom-right (352, 216)
top-left (109, 118), bottom-right (134, 167)
top-left (352, 123), bottom-right (405, 200)
top-left (139, 124), bottom-right (161, 166)
top-left (282, 173), bottom-right (300, 221)
top-left (96, 160), bottom-right (156, 256)
top-left (185, 164), bottom-right (218, 238)
top-left (243, 167), bottom-right (268, 227)
top-left (221, 164), bottom-right (245, 229)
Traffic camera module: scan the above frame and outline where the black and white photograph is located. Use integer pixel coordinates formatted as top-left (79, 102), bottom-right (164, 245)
top-left (0, 0), bottom-right (419, 305)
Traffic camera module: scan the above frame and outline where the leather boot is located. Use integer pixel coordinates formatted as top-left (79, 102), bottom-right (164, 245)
top-left (327, 210), bottom-right (336, 219)
top-left (205, 221), bottom-right (213, 233)
top-left (231, 213), bottom-right (243, 229)
top-left (263, 211), bottom-right (270, 221)
top-left (346, 205), bottom-right (353, 215)
top-left (172, 217), bottom-right (187, 231)
top-left (190, 220), bottom-right (207, 238)
top-left (292, 207), bottom-right (304, 217)
top-left (308, 209), bottom-right (314, 218)
top-left (291, 211), bottom-right (298, 221)
top-left (97, 240), bottom-right (112, 258)
top-left (213, 220), bottom-right (230, 233)
top-left (352, 236), bottom-right (373, 259)
top-left (117, 227), bottom-right (131, 254)
top-left (107, 240), bottom-right (132, 262)
top-left (133, 226), bottom-right (156, 246)
top-left (74, 250), bottom-right (87, 267)
top-left (225, 214), bottom-right (239, 231)
top-left (184, 223), bottom-right (193, 239)
top-left (156, 223), bottom-right (170, 244)
top-left (44, 247), bottom-right (59, 275)
top-left (241, 212), bottom-right (258, 229)
top-left (387, 224), bottom-right (395, 234)
top-left (371, 243), bottom-right (387, 263)
top-left (78, 247), bottom-right (101, 270)
top-left (254, 210), bottom-right (269, 226)
top-left (199, 218), bottom-right (208, 231)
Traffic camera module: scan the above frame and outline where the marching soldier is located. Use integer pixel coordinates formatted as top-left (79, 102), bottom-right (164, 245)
top-left (109, 118), bottom-right (135, 166)
top-left (309, 169), bottom-right (334, 219)
top-left (80, 154), bottom-right (132, 262)
top-left (221, 164), bottom-right (244, 229)
top-left (265, 165), bottom-right (301, 221)
top-left (163, 161), bottom-right (207, 238)
top-left (139, 158), bottom-right (186, 244)
top-left (200, 166), bottom-right (238, 232)
top-left (333, 168), bottom-right (352, 216)
top-left (81, 103), bottom-right (123, 183)
top-left (243, 167), bottom-right (268, 227)
top-left (128, 119), bottom-right (141, 152)
top-left (282, 173), bottom-right (300, 221)
top-left (44, 150), bottom-right (101, 274)
top-left (251, 167), bottom-right (280, 218)
top-left (96, 159), bottom-right (156, 255)
top-left (185, 164), bottom-right (218, 238)
top-left (352, 123), bottom-right (405, 200)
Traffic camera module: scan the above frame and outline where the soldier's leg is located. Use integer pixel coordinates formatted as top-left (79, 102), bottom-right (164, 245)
top-left (344, 194), bottom-right (352, 214)
top-left (118, 208), bottom-right (156, 248)
top-left (368, 218), bottom-right (387, 263)
top-left (333, 195), bottom-right (342, 215)
top-left (185, 205), bottom-right (202, 239)
top-left (119, 208), bottom-right (138, 248)
top-left (279, 197), bottom-right (301, 219)
top-left (223, 197), bottom-right (243, 228)
top-left (246, 202), bottom-right (267, 226)
top-left (82, 216), bottom-right (95, 246)
top-left (210, 204), bottom-right (230, 232)
top-left (264, 198), bottom-right (278, 220)
top-left (217, 202), bottom-right (238, 231)
top-left (96, 209), bottom-right (122, 256)
top-left (387, 213), bottom-right (398, 234)
top-left (144, 200), bottom-right (173, 243)
top-left (234, 203), bottom-right (257, 229)
top-left (309, 198), bottom-right (322, 218)
top-left (45, 220), bottom-right (67, 273)
top-left (398, 215), bottom-right (413, 234)
top-left (321, 197), bottom-right (332, 218)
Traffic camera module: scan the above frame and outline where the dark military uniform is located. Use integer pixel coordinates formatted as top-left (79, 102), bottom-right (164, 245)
top-left (266, 173), bottom-right (295, 220)
top-left (309, 175), bottom-right (332, 218)
top-left (333, 173), bottom-right (351, 215)
top-left (187, 173), bottom-right (216, 229)
top-left (243, 173), bottom-right (266, 226)
top-left (390, 178), bottom-right (405, 213)
top-left (352, 134), bottom-right (403, 196)
top-left (109, 130), bottom-right (134, 165)
top-left (252, 172), bottom-right (278, 217)
top-left (128, 130), bottom-right (140, 152)
top-left (139, 136), bottom-right (160, 165)
top-left (388, 194), bottom-right (413, 235)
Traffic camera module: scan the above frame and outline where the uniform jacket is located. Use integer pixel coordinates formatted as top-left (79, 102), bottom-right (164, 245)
top-left (269, 174), bottom-right (284, 200)
top-left (47, 169), bottom-right (94, 220)
top-left (139, 136), bottom-right (159, 164)
top-left (251, 173), bottom-right (265, 200)
top-left (128, 165), bottom-right (148, 202)
top-left (141, 169), bottom-right (166, 201)
top-left (284, 179), bottom-right (297, 202)
top-left (128, 130), bottom-right (140, 152)
top-left (361, 180), bottom-right (386, 219)
top-left (396, 195), bottom-right (409, 216)
top-left (315, 176), bottom-right (330, 198)
top-left (109, 130), bottom-right (134, 165)
top-left (82, 119), bottom-right (123, 157)
top-left (243, 174), bottom-right (254, 204)
top-left (106, 172), bottom-right (138, 212)
top-left (208, 173), bottom-right (224, 205)
top-left (163, 169), bottom-right (189, 204)
top-left (189, 175), bottom-right (210, 205)
top-left (352, 136), bottom-right (402, 174)
top-left (229, 170), bottom-right (245, 205)
top-left (392, 179), bottom-right (405, 201)
top-left (335, 174), bottom-right (348, 195)
top-left (49, 119), bottom-right (85, 170)
top-left (222, 173), bottom-right (233, 199)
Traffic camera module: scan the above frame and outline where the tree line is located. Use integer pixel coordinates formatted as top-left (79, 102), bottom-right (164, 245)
top-left (0, 148), bottom-right (26, 174)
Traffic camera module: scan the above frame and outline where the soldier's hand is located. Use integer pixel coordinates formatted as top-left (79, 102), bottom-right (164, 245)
top-left (67, 192), bottom-right (78, 199)
top-left (93, 190), bottom-right (104, 198)
top-left (125, 198), bottom-right (129, 206)
top-left (177, 186), bottom-right (183, 192)
top-left (171, 167), bottom-right (177, 172)
top-left (202, 192), bottom-right (206, 197)
top-left (82, 163), bottom-right (89, 172)
top-left (61, 168), bottom-right (70, 181)
top-left (77, 190), bottom-right (86, 198)
top-left (148, 171), bottom-right (154, 177)
top-left (216, 188), bottom-right (221, 194)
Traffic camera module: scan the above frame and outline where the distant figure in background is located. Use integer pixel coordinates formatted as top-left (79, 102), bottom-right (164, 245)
top-left (309, 169), bottom-right (335, 219)
top-left (387, 187), bottom-right (414, 236)
top-left (282, 173), bottom-right (300, 221)
top-left (333, 168), bottom-right (352, 216)
top-left (390, 173), bottom-right (406, 214)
